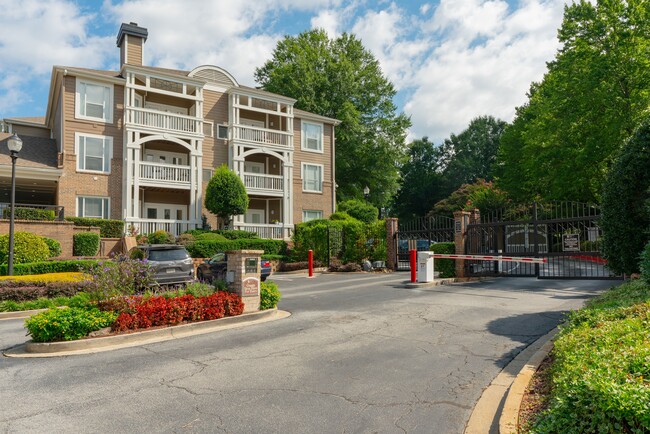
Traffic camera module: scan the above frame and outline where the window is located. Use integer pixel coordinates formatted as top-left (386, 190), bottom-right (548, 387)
top-left (303, 210), bottom-right (323, 222)
top-left (76, 79), bottom-right (113, 122)
top-left (217, 125), bottom-right (229, 140)
top-left (301, 121), bottom-right (323, 152)
top-left (75, 133), bottom-right (112, 173)
top-left (77, 197), bottom-right (109, 219)
top-left (302, 163), bottom-right (323, 193)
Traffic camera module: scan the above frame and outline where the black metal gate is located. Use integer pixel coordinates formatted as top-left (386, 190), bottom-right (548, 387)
top-left (465, 201), bottom-right (621, 279)
top-left (395, 216), bottom-right (454, 270)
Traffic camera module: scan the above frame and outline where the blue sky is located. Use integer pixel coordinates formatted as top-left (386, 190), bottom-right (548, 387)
top-left (0, 0), bottom-right (568, 143)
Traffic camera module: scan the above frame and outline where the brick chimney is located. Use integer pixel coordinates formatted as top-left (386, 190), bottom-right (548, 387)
top-left (116, 22), bottom-right (148, 67)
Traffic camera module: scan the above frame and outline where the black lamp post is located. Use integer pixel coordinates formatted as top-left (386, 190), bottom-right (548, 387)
top-left (7, 133), bottom-right (23, 276)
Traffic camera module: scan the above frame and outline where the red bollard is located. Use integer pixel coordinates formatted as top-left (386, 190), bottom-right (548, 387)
top-left (308, 249), bottom-right (314, 278)
top-left (410, 249), bottom-right (417, 283)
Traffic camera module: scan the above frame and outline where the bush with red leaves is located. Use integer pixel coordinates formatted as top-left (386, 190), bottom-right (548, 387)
top-left (104, 291), bottom-right (244, 332)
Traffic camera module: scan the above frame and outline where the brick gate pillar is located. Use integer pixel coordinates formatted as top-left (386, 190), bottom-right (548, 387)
top-left (385, 217), bottom-right (399, 271)
top-left (227, 249), bottom-right (264, 313)
top-left (453, 211), bottom-right (471, 277)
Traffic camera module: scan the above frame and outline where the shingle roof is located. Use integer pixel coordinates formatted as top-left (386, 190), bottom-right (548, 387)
top-left (5, 116), bottom-right (46, 126)
top-left (0, 134), bottom-right (58, 169)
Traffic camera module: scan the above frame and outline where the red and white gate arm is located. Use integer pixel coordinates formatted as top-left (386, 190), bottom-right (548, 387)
top-left (426, 253), bottom-right (547, 264)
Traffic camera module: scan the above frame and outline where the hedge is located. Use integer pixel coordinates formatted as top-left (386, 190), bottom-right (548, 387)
top-left (73, 232), bottom-right (100, 256)
top-left (187, 238), bottom-right (287, 258)
top-left (184, 229), bottom-right (258, 240)
top-left (0, 279), bottom-right (90, 301)
top-left (0, 259), bottom-right (100, 276)
top-left (429, 242), bottom-right (456, 278)
top-left (65, 217), bottom-right (125, 238)
top-left (43, 237), bottom-right (62, 258)
top-left (0, 232), bottom-right (50, 265)
top-left (2, 207), bottom-right (56, 221)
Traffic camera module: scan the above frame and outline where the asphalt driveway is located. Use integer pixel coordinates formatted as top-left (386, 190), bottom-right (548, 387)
top-left (0, 274), bottom-right (614, 433)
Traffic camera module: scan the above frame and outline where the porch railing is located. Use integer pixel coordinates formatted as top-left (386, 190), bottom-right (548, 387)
top-left (139, 161), bottom-right (191, 185)
top-left (236, 223), bottom-right (293, 240)
top-left (129, 219), bottom-right (196, 237)
top-left (0, 203), bottom-right (64, 221)
top-left (243, 173), bottom-right (284, 192)
top-left (125, 107), bottom-right (203, 136)
top-left (232, 125), bottom-right (292, 147)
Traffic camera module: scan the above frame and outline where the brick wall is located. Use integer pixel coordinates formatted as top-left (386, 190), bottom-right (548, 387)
top-left (0, 220), bottom-right (79, 257)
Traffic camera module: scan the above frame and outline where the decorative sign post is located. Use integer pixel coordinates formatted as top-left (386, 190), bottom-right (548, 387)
top-left (226, 249), bottom-right (264, 313)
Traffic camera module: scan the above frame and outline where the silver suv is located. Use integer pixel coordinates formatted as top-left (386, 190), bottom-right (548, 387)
top-left (131, 244), bottom-right (194, 285)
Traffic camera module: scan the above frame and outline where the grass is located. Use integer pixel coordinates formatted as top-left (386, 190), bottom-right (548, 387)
top-left (528, 279), bottom-right (650, 433)
top-left (0, 272), bottom-right (86, 283)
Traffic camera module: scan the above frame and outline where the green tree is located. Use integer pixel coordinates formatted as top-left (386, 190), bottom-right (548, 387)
top-left (337, 199), bottom-right (378, 224)
top-left (601, 121), bottom-right (650, 275)
top-left (440, 116), bottom-right (507, 190)
top-left (255, 29), bottom-right (411, 206)
top-left (205, 164), bottom-right (249, 229)
top-left (393, 137), bottom-right (447, 219)
top-left (497, 0), bottom-right (650, 202)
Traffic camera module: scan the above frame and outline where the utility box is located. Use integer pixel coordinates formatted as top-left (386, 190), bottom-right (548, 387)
top-left (417, 251), bottom-right (434, 282)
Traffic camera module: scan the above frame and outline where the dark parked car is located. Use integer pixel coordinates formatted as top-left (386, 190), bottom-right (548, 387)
top-left (130, 244), bottom-right (194, 285)
top-left (196, 252), bottom-right (271, 283)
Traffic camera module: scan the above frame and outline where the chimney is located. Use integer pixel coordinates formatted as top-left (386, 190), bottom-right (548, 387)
top-left (116, 22), bottom-right (148, 67)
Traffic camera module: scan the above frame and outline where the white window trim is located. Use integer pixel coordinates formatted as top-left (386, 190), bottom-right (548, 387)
top-left (302, 210), bottom-right (323, 222)
top-left (301, 162), bottom-right (324, 193)
top-left (74, 132), bottom-right (113, 174)
top-left (77, 196), bottom-right (110, 219)
top-left (75, 78), bottom-right (114, 123)
top-left (301, 120), bottom-right (324, 153)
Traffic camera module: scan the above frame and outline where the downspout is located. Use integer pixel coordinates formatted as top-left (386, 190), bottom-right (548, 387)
top-left (331, 124), bottom-right (336, 213)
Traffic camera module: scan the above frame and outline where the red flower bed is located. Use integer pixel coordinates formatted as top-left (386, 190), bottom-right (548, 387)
top-left (103, 291), bottom-right (245, 332)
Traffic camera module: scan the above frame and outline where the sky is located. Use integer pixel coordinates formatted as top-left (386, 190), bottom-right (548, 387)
top-left (0, 0), bottom-right (569, 143)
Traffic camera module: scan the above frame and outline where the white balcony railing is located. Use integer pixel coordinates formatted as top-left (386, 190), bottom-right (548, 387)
top-left (232, 125), bottom-right (292, 147)
top-left (139, 162), bottom-right (191, 186)
top-left (236, 223), bottom-right (293, 240)
top-left (130, 219), bottom-right (196, 237)
top-left (126, 107), bottom-right (203, 136)
top-left (243, 173), bottom-right (284, 192)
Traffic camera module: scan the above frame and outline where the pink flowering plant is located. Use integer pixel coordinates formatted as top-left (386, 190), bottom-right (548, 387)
top-left (82, 254), bottom-right (155, 301)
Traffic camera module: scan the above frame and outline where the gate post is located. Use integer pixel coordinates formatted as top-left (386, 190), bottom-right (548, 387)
top-left (386, 217), bottom-right (399, 270)
top-left (453, 211), bottom-right (471, 277)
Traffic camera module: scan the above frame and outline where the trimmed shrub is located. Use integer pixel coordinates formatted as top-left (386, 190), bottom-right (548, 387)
top-left (260, 280), bottom-right (281, 310)
top-left (0, 232), bottom-right (50, 265)
top-left (0, 280), bottom-right (90, 301)
top-left (25, 307), bottom-right (117, 342)
top-left (65, 217), bottom-right (125, 238)
top-left (292, 218), bottom-right (369, 264)
top-left (277, 261), bottom-right (324, 272)
top-left (145, 230), bottom-right (176, 244)
top-left (329, 211), bottom-right (357, 221)
top-left (73, 232), bottom-right (100, 256)
top-left (601, 121), bottom-right (650, 275)
top-left (1, 292), bottom-right (91, 312)
top-left (0, 259), bottom-right (99, 276)
top-left (193, 232), bottom-right (228, 242)
top-left (43, 237), bottom-right (62, 258)
top-left (184, 229), bottom-right (258, 239)
top-left (187, 238), bottom-right (286, 258)
top-left (2, 207), bottom-right (56, 221)
top-left (429, 242), bottom-right (456, 278)
top-left (176, 233), bottom-right (195, 247)
top-left (337, 199), bottom-right (378, 224)
top-left (640, 241), bottom-right (650, 283)
top-left (205, 164), bottom-right (249, 228)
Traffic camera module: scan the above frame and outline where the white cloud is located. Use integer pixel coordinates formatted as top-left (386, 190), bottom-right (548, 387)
top-left (405, 0), bottom-right (566, 142)
top-left (311, 9), bottom-right (342, 37)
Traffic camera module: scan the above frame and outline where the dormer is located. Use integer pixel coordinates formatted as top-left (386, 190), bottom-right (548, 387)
top-left (117, 22), bottom-right (148, 68)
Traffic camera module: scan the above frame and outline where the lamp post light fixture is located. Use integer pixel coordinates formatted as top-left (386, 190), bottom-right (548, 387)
top-left (7, 133), bottom-right (23, 276)
top-left (363, 185), bottom-right (370, 201)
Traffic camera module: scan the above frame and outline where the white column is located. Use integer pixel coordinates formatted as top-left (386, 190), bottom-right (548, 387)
top-left (189, 144), bottom-right (196, 224)
top-left (124, 130), bottom-right (132, 221)
top-left (133, 145), bottom-right (140, 219)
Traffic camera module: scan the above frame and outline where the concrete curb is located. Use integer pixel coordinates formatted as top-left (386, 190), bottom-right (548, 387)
top-left (499, 329), bottom-right (557, 434)
top-left (272, 268), bottom-right (328, 276)
top-left (0, 308), bottom-right (49, 320)
top-left (464, 327), bottom-right (558, 434)
top-left (3, 309), bottom-right (291, 358)
top-left (404, 277), bottom-right (486, 289)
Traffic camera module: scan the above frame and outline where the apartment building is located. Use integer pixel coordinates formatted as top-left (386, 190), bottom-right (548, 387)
top-left (0, 22), bottom-right (338, 239)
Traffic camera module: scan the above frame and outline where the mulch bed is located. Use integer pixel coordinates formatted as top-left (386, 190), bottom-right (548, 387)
top-left (518, 354), bottom-right (554, 432)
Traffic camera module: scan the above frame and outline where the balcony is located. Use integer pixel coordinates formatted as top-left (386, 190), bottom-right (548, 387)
top-left (232, 125), bottom-right (292, 148)
top-left (236, 223), bottom-right (293, 240)
top-left (139, 162), bottom-right (191, 189)
top-left (125, 107), bottom-right (203, 137)
top-left (243, 173), bottom-right (283, 195)
top-left (130, 219), bottom-right (196, 237)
